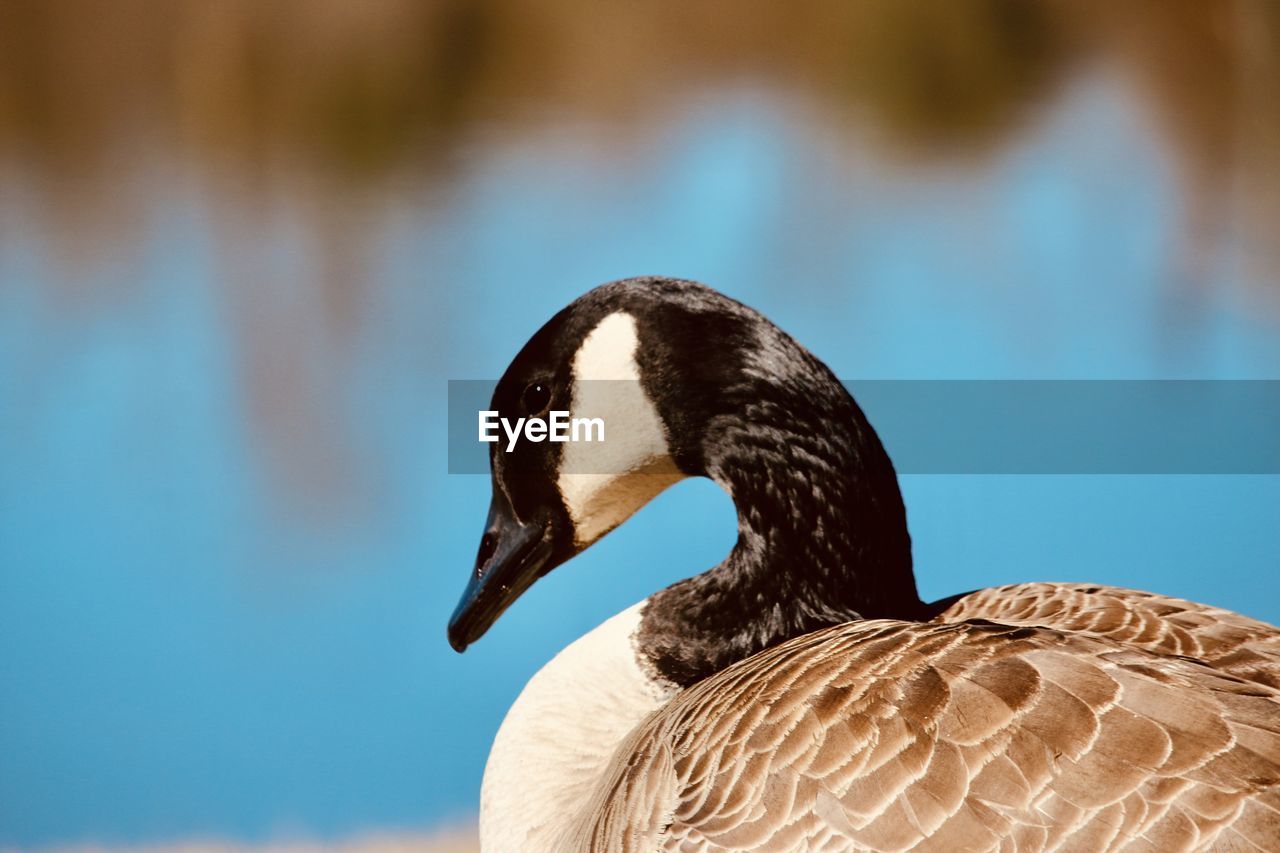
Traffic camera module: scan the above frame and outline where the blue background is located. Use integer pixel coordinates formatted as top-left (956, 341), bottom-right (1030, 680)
top-left (1, 5), bottom-right (1278, 848)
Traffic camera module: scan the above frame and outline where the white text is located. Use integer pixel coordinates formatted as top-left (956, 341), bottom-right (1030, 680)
top-left (479, 410), bottom-right (605, 451)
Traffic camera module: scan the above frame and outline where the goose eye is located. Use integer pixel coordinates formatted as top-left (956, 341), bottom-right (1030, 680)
top-left (521, 382), bottom-right (552, 415)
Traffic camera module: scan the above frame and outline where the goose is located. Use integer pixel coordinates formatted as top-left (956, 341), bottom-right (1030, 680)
top-left (448, 277), bottom-right (1280, 851)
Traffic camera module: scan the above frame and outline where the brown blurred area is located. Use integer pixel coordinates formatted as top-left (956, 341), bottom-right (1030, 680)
top-left (1, 1), bottom-right (1276, 225)
top-left (45, 827), bottom-right (479, 853)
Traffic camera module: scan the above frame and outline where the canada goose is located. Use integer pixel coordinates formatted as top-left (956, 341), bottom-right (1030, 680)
top-left (448, 277), bottom-right (1280, 851)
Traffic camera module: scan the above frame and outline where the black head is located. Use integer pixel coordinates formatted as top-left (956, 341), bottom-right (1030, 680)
top-left (446, 276), bottom-right (914, 653)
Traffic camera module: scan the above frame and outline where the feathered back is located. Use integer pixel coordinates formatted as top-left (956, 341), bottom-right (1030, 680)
top-left (573, 589), bottom-right (1280, 851)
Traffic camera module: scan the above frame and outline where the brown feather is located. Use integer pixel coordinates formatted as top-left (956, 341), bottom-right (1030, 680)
top-left (575, 613), bottom-right (1280, 851)
top-left (939, 584), bottom-right (1280, 689)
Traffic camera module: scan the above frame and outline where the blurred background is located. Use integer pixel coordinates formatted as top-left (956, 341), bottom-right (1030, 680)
top-left (2, 1), bottom-right (1279, 850)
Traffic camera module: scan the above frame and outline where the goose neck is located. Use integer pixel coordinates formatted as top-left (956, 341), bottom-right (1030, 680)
top-left (638, 384), bottom-right (922, 687)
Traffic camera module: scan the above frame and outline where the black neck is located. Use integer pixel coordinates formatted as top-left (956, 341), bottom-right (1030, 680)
top-left (636, 375), bottom-right (923, 688)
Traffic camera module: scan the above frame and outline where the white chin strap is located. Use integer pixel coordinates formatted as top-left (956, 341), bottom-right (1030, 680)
top-left (557, 312), bottom-right (684, 546)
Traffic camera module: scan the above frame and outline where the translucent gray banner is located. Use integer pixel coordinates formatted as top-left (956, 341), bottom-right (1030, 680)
top-left (447, 380), bottom-right (1280, 474)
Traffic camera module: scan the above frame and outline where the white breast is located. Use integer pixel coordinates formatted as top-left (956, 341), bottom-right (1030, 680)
top-left (479, 601), bottom-right (677, 852)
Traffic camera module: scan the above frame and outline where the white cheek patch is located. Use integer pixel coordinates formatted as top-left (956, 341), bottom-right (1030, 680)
top-left (558, 312), bottom-right (684, 546)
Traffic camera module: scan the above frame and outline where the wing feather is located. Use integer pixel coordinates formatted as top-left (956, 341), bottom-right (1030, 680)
top-left (576, 619), bottom-right (1280, 851)
top-left (938, 584), bottom-right (1280, 689)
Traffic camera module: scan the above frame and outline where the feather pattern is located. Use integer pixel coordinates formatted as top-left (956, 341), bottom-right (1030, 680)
top-left (573, 612), bottom-right (1280, 851)
top-left (939, 583), bottom-right (1280, 689)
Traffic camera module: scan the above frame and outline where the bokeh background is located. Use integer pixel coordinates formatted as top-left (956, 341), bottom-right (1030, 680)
top-left (2, 2), bottom-right (1279, 850)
